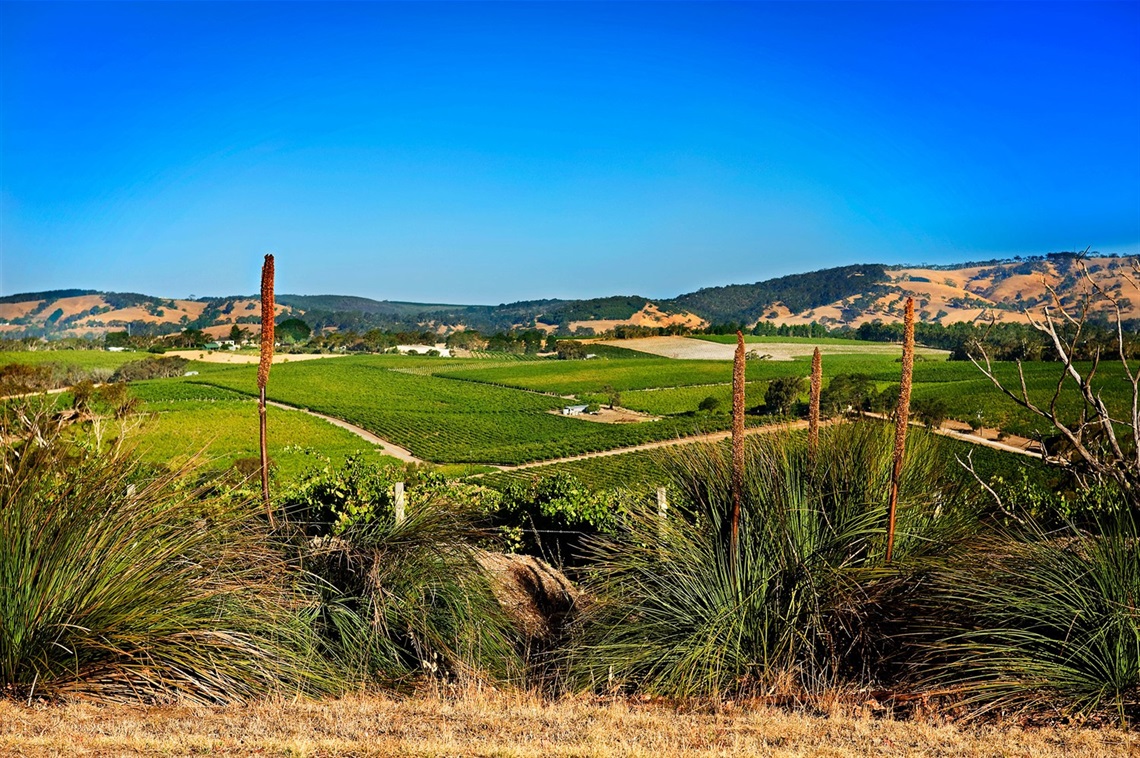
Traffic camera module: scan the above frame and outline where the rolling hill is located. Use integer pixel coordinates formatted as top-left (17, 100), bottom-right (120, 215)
top-left (1, 252), bottom-right (1133, 340)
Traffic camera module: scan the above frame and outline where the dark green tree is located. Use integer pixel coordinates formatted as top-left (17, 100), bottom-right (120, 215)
top-left (765, 376), bottom-right (804, 416)
top-left (819, 373), bottom-right (875, 416)
top-left (276, 318), bottom-right (311, 345)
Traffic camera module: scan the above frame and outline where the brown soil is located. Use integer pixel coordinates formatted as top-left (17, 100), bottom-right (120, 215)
top-left (0, 300), bottom-right (41, 321)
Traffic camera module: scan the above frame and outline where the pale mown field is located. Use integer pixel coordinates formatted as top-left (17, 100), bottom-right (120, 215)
top-left (606, 336), bottom-right (949, 361)
top-left (1, 691), bottom-right (1134, 757)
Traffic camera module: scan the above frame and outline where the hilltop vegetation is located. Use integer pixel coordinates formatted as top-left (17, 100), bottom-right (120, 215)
top-left (664, 263), bottom-right (889, 323)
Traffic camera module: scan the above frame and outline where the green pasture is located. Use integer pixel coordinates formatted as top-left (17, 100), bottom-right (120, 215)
top-left (436, 358), bottom-right (771, 394)
top-left (125, 378), bottom-right (397, 483)
top-left (482, 447), bottom-right (677, 492)
top-left (620, 383), bottom-right (770, 416)
top-left (481, 420), bottom-right (1052, 498)
top-left (0, 349), bottom-right (143, 371)
top-left (443, 352), bottom-right (1132, 438)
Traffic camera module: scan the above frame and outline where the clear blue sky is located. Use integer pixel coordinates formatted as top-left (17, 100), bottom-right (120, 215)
top-left (2, 1), bottom-right (1138, 303)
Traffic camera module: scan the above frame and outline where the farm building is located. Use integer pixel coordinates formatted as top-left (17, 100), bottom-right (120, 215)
top-left (562, 404), bottom-right (589, 416)
top-left (397, 344), bottom-right (451, 357)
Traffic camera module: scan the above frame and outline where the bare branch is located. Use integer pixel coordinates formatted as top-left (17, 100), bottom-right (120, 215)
top-left (956, 451), bottom-right (1026, 525)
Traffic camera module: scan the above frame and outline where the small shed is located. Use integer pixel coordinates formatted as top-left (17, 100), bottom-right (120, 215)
top-left (562, 404), bottom-right (589, 416)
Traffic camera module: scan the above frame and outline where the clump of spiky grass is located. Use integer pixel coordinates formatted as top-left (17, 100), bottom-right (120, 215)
top-left (920, 510), bottom-right (1140, 725)
top-left (306, 498), bottom-right (523, 689)
top-left (0, 402), bottom-right (333, 704)
top-left (566, 421), bottom-right (980, 699)
top-left (886, 296), bottom-right (915, 562)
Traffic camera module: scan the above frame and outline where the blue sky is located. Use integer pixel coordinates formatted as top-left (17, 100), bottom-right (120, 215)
top-left (2, 2), bottom-right (1138, 303)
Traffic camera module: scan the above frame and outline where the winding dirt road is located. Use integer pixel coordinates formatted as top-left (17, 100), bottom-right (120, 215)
top-left (264, 400), bottom-right (422, 463)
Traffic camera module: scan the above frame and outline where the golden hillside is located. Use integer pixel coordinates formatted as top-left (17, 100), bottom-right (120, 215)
top-left (758, 255), bottom-right (1136, 328)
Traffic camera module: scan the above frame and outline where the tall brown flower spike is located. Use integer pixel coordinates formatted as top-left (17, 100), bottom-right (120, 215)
top-left (258, 255), bottom-right (275, 391)
top-left (730, 330), bottom-right (746, 567)
top-left (886, 296), bottom-right (915, 563)
top-left (808, 347), bottom-right (822, 459)
top-left (259, 254), bottom-right (275, 526)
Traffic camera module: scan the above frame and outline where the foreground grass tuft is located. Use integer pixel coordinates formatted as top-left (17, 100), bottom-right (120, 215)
top-left (0, 404), bottom-right (334, 703)
top-left (567, 422), bottom-right (981, 698)
top-left (923, 510), bottom-right (1140, 725)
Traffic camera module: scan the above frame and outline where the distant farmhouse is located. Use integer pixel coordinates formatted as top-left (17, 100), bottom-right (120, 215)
top-left (397, 344), bottom-right (451, 357)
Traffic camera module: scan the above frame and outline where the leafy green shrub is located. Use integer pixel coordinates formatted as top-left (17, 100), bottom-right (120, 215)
top-left (912, 396), bottom-right (949, 429)
top-left (987, 468), bottom-right (1129, 527)
top-left (921, 511), bottom-right (1139, 724)
top-left (0, 404), bottom-right (332, 703)
top-left (819, 373), bottom-right (875, 416)
top-left (488, 473), bottom-right (624, 566)
top-left (698, 395), bottom-right (722, 413)
top-left (279, 455), bottom-right (490, 536)
top-left (566, 422), bottom-right (980, 698)
top-left (764, 376), bottom-right (804, 416)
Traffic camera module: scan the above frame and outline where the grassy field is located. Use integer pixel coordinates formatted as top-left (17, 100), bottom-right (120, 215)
top-left (483, 446), bottom-right (677, 491)
top-left (2, 690), bottom-right (1133, 757)
top-left (125, 378), bottom-right (397, 483)
top-left (0, 349), bottom-right (145, 371)
top-left (481, 423), bottom-right (1052, 497)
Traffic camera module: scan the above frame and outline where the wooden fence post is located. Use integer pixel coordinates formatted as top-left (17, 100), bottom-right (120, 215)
top-left (394, 481), bottom-right (406, 525)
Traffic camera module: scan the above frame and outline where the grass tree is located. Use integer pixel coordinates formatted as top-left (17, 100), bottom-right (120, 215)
top-left (886, 297), bottom-right (915, 563)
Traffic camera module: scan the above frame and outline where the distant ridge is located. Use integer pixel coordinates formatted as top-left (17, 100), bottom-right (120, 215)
top-left (1, 254), bottom-right (1134, 339)
top-left (0, 289), bottom-right (97, 304)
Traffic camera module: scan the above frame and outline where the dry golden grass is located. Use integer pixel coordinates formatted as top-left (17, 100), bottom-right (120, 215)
top-left (569, 304), bottom-right (707, 333)
top-left (1, 690), bottom-right (1134, 757)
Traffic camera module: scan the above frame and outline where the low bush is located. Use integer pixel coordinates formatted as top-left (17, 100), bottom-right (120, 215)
top-left (109, 356), bottom-right (188, 383)
top-left (488, 473), bottom-right (625, 567)
top-left (279, 456), bottom-right (523, 686)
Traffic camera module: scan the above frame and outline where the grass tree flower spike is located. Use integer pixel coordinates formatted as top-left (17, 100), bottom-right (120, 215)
top-left (886, 296), bottom-right (915, 563)
top-left (808, 347), bottom-right (822, 460)
top-left (259, 254), bottom-right (275, 526)
top-left (731, 330), bottom-right (746, 567)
